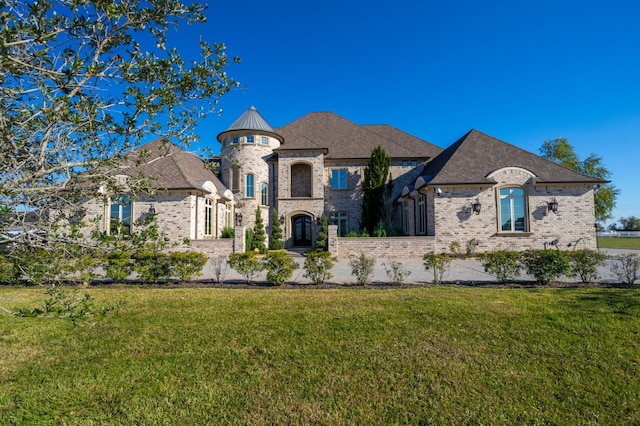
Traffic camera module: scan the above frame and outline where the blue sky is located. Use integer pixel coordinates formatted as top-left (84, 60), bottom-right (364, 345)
top-left (166, 0), bottom-right (640, 226)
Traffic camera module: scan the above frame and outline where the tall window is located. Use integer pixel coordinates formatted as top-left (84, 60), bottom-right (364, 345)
top-left (499, 187), bottom-right (526, 232)
top-left (229, 166), bottom-right (240, 192)
top-left (260, 183), bottom-right (268, 206)
top-left (225, 204), bottom-right (231, 227)
top-left (417, 194), bottom-right (426, 234)
top-left (402, 201), bottom-right (409, 235)
top-left (204, 198), bottom-right (213, 236)
top-left (331, 169), bottom-right (347, 189)
top-left (110, 195), bottom-right (132, 235)
top-left (335, 212), bottom-right (348, 236)
top-left (245, 173), bottom-right (254, 198)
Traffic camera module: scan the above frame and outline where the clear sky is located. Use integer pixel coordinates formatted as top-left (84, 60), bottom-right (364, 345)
top-left (166, 0), bottom-right (640, 227)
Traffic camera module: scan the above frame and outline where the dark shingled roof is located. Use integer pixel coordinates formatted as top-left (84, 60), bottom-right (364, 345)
top-left (122, 138), bottom-right (228, 192)
top-left (421, 129), bottom-right (607, 186)
top-left (275, 112), bottom-right (442, 160)
top-left (217, 106), bottom-right (283, 143)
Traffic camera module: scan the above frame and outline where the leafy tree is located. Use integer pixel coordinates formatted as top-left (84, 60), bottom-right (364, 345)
top-left (0, 0), bottom-right (240, 248)
top-left (314, 213), bottom-right (329, 251)
top-left (540, 138), bottom-right (619, 223)
top-left (618, 216), bottom-right (640, 231)
top-left (269, 209), bottom-right (284, 250)
top-left (361, 145), bottom-right (393, 234)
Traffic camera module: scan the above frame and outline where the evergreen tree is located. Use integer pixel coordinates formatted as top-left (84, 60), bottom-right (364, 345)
top-left (252, 207), bottom-right (267, 253)
top-left (270, 209), bottom-right (284, 250)
top-left (361, 145), bottom-right (393, 233)
top-left (315, 213), bottom-right (329, 251)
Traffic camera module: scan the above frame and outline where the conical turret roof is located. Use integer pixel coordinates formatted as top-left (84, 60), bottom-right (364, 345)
top-left (217, 106), bottom-right (283, 142)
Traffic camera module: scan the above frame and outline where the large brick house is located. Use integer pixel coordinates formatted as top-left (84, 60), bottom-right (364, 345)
top-left (88, 106), bottom-right (606, 256)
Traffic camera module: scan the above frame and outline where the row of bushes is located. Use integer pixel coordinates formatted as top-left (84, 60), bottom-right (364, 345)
top-left (423, 249), bottom-right (640, 285)
top-left (0, 247), bottom-right (208, 285)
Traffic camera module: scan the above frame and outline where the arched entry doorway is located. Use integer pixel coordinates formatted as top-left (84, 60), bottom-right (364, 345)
top-left (292, 214), bottom-right (312, 247)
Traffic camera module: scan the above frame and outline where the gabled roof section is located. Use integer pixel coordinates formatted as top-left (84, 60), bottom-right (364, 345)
top-left (121, 138), bottom-right (228, 193)
top-left (421, 129), bottom-right (607, 186)
top-left (275, 112), bottom-right (442, 160)
top-left (217, 106), bottom-right (283, 143)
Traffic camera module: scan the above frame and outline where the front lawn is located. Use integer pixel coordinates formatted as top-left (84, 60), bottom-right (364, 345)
top-left (598, 236), bottom-right (640, 250)
top-left (1, 286), bottom-right (638, 424)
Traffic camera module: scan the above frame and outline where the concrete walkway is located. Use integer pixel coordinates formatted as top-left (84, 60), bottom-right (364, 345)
top-left (201, 249), bottom-right (636, 286)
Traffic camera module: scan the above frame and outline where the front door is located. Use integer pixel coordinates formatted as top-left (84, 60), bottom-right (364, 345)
top-left (293, 215), bottom-right (312, 246)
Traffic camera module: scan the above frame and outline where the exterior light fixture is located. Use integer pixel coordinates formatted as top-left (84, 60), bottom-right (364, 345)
top-left (471, 199), bottom-right (481, 215)
top-left (148, 205), bottom-right (156, 215)
top-left (279, 215), bottom-right (285, 224)
top-left (235, 212), bottom-right (243, 226)
top-left (547, 199), bottom-right (559, 214)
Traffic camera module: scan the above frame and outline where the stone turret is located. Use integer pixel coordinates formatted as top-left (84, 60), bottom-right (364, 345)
top-left (216, 106), bottom-right (283, 229)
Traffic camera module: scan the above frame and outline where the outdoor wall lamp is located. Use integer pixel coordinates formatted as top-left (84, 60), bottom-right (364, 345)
top-left (279, 215), bottom-right (285, 224)
top-left (547, 198), bottom-right (559, 214)
top-left (235, 212), bottom-right (243, 226)
top-left (148, 205), bottom-right (156, 215)
top-left (471, 199), bottom-right (481, 215)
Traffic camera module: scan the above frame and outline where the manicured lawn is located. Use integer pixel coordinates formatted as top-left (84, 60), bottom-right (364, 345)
top-left (598, 236), bottom-right (640, 250)
top-left (1, 286), bottom-right (639, 424)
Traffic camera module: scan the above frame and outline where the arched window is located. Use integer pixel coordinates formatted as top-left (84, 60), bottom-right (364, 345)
top-left (260, 183), bottom-right (268, 205)
top-left (245, 173), bottom-right (254, 198)
top-left (499, 187), bottom-right (527, 232)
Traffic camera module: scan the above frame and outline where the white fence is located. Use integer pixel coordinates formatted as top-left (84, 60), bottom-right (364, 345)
top-left (597, 231), bottom-right (640, 238)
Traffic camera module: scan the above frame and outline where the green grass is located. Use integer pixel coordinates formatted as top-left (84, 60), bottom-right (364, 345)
top-left (1, 286), bottom-right (639, 425)
top-left (598, 236), bottom-right (640, 250)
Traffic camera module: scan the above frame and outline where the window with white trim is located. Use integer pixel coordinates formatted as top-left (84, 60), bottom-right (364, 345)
top-left (225, 204), bottom-right (231, 227)
top-left (261, 137), bottom-right (268, 145)
top-left (331, 169), bottom-right (347, 190)
top-left (260, 183), bottom-right (268, 206)
top-left (417, 194), bottom-right (426, 234)
top-left (245, 173), bottom-right (254, 198)
top-left (499, 187), bottom-right (527, 232)
top-left (109, 195), bottom-right (132, 235)
top-left (335, 211), bottom-right (348, 236)
top-left (204, 198), bottom-right (213, 236)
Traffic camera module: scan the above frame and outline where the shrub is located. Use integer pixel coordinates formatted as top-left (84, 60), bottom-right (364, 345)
top-left (346, 230), bottom-right (359, 238)
top-left (479, 250), bottom-right (522, 283)
top-left (314, 213), bottom-right (329, 251)
top-left (359, 229), bottom-right (370, 238)
top-left (569, 249), bottom-right (608, 283)
top-left (133, 250), bottom-right (171, 284)
top-left (245, 229), bottom-right (254, 253)
top-left (303, 251), bottom-right (336, 285)
top-left (0, 256), bottom-right (18, 284)
top-left (270, 209), bottom-right (284, 250)
top-left (449, 241), bottom-right (462, 257)
top-left (383, 260), bottom-right (411, 285)
top-left (251, 207), bottom-right (267, 254)
top-left (169, 251), bottom-right (208, 282)
top-left (228, 252), bottom-right (263, 285)
top-left (13, 247), bottom-right (59, 286)
top-left (423, 253), bottom-right (451, 284)
top-left (209, 256), bottom-right (228, 284)
top-left (221, 226), bottom-right (235, 238)
top-left (263, 251), bottom-right (298, 286)
top-left (611, 253), bottom-right (640, 285)
top-left (520, 249), bottom-right (571, 285)
top-left (105, 250), bottom-right (133, 283)
top-left (373, 220), bottom-right (387, 237)
top-left (466, 238), bottom-right (479, 257)
top-left (350, 252), bottom-right (376, 285)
